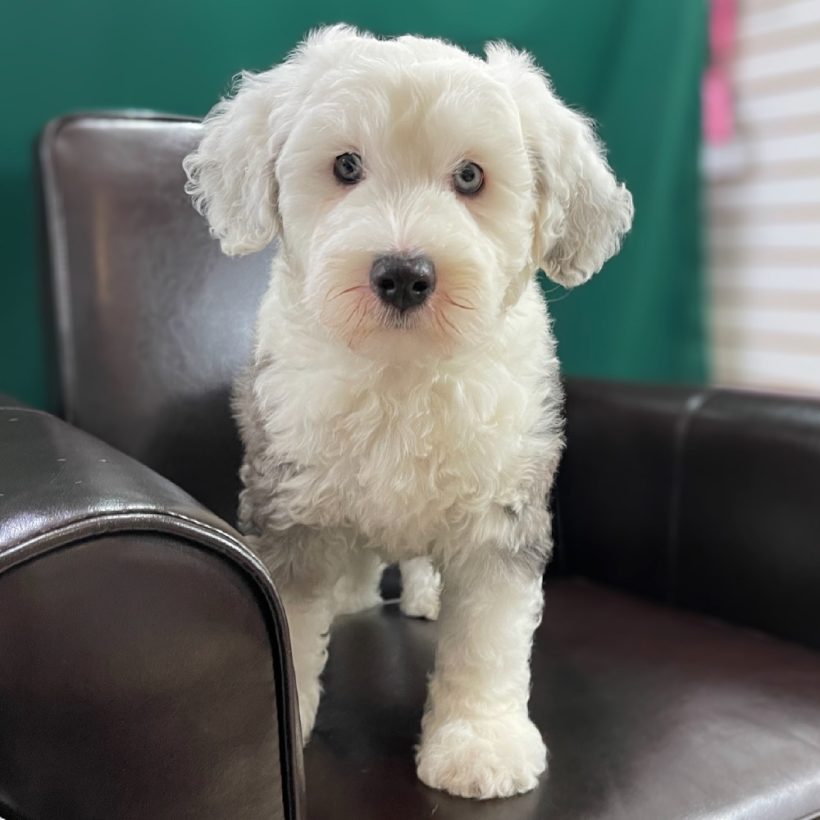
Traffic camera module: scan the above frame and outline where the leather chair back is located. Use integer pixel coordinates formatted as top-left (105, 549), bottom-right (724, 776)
top-left (39, 113), bottom-right (272, 522)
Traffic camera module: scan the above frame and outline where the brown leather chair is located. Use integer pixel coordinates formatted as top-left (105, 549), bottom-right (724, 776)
top-left (1, 112), bottom-right (819, 819)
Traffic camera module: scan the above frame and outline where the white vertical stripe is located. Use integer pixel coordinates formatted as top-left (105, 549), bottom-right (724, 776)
top-left (736, 85), bottom-right (820, 124)
top-left (711, 266), bottom-right (820, 292)
top-left (710, 177), bottom-right (820, 208)
top-left (712, 347), bottom-right (820, 394)
top-left (713, 304), bottom-right (820, 336)
top-left (734, 39), bottom-right (820, 82)
top-left (746, 133), bottom-right (820, 166)
top-left (741, 0), bottom-right (820, 40)
top-left (710, 222), bottom-right (820, 250)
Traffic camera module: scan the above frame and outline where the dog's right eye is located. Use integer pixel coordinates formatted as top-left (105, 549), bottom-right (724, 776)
top-left (453, 161), bottom-right (484, 196)
top-left (333, 153), bottom-right (364, 185)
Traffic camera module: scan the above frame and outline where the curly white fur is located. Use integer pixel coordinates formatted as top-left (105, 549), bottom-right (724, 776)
top-left (185, 25), bottom-right (631, 800)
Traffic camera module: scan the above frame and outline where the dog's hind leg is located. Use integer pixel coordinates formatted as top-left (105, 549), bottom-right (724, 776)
top-left (399, 557), bottom-right (441, 620)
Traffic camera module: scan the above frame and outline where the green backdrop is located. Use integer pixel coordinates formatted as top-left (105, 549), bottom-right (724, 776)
top-left (1, 0), bottom-right (706, 410)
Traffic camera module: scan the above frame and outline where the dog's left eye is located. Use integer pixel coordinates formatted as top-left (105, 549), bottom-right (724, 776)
top-left (453, 161), bottom-right (484, 196)
top-left (334, 152), bottom-right (364, 185)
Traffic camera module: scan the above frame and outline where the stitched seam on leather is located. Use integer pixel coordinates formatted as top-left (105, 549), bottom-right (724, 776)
top-left (0, 405), bottom-right (64, 418)
top-left (551, 480), bottom-right (569, 576)
top-left (665, 389), bottom-right (712, 604)
top-left (1, 509), bottom-right (303, 818)
top-left (39, 118), bottom-right (77, 423)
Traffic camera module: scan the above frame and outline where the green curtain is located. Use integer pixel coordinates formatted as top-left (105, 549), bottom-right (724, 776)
top-left (1, 0), bottom-right (706, 410)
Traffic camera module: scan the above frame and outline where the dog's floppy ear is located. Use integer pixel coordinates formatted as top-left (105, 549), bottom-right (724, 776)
top-left (486, 43), bottom-right (633, 294)
top-left (183, 66), bottom-right (295, 256)
top-left (184, 25), bottom-right (362, 256)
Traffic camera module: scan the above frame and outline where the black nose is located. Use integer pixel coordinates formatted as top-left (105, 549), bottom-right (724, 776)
top-left (370, 254), bottom-right (436, 311)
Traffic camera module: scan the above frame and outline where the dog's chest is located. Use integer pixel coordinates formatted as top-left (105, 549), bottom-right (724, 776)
top-left (264, 364), bottom-right (546, 549)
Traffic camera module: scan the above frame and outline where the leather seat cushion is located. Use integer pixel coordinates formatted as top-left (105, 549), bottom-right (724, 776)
top-left (306, 578), bottom-right (820, 820)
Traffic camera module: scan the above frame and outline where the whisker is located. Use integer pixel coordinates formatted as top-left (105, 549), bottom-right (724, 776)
top-left (439, 311), bottom-right (463, 338)
top-left (433, 309), bottom-right (448, 341)
top-left (441, 292), bottom-right (476, 311)
top-left (327, 284), bottom-right (369, 303)
top-left (350, 298), bottom-right (370, 342)
top-left (339, 303), bottom-right (361, 331)
top-left (430, 301), bottom-right (463, 342)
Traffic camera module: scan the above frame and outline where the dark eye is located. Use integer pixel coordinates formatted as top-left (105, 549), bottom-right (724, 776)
top-left (453, 161), bottom-right (484, 195)
top-left (334, 152), bottom-right (364, 184)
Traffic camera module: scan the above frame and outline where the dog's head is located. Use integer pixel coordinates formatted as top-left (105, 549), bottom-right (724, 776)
top-left (184, 26), bottom-right (632, 360)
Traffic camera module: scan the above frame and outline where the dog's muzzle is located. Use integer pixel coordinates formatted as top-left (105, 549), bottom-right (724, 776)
top-left (370, 254), bottom-right (436, 312)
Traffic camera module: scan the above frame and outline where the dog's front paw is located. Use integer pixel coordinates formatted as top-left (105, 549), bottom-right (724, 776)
top-left (416, 715), bottom-right (546, 799)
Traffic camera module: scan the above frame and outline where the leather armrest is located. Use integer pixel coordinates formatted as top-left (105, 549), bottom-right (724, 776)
top-left (0, 399), bottom-right (303, 819)
top-left (555, 378), bottom-right (820, 651)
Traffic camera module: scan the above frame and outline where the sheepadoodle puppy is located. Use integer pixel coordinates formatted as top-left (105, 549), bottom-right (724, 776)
top-left (184, 25), bottom-right (632, 800)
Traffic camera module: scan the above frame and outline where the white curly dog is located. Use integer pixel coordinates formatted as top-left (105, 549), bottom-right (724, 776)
top-left (184, 25), bottom-right (632, 800)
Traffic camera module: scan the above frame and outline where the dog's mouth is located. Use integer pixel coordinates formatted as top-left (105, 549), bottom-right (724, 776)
top-left (382, 304), bottom-right (425, 330)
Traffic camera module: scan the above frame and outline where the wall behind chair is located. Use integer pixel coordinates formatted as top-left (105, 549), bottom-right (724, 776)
top-left (0, 0), bottom-right (705, 410)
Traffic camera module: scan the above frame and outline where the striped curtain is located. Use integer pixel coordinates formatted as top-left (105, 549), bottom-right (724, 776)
top-left (707, 0), bottom-right (820, 395)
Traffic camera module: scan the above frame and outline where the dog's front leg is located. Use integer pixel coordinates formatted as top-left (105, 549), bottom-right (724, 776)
top-left (416, 548), bottom-right (547, 799)
top-left (279, 580), bottom-right (334, 744)
top-left (260, 528), bottom-right (341, 745)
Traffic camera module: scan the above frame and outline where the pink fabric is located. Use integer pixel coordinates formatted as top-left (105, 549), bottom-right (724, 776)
top-left (703, 0), bottom-right (736, 144)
